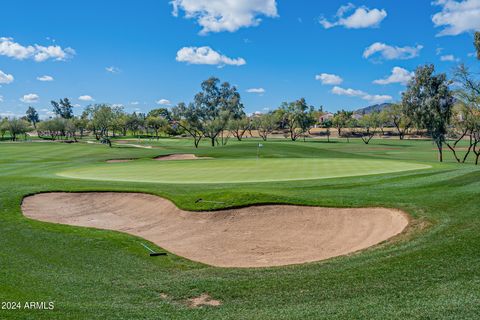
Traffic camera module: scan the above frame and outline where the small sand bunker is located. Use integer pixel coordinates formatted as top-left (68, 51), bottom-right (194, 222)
top-left (22, 193), bottom-right (408, 268)
top-left (187, 294), bottom-right (221, 308)
top-left (154, 154), bottom-right (208, 161)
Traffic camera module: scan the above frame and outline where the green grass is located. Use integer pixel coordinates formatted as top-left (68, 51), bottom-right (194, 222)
top-left (58, 158), bottom-right (431, 184)
top-left (0, 137), bottom-right (479, 319)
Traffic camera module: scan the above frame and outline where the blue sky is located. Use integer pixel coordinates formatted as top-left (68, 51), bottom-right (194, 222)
top-left (0, 0), bottom-right (479, 118)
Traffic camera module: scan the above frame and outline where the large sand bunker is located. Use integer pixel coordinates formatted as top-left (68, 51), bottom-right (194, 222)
top-left (22, 193), bottom-right (409, 268)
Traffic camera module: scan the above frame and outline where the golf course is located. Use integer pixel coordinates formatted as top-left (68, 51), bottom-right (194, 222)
top-left (2, 1), bottom-right (480, 318)
top-left (1, 138), bottom-right (480, 319)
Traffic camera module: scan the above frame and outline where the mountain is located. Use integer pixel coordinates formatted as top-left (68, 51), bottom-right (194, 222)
top-left (354, 103), bottom-right (394, 115)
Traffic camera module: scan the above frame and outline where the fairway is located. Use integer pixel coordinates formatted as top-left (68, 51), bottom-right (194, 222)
top-left (58, 157), bottom-right (431, 184)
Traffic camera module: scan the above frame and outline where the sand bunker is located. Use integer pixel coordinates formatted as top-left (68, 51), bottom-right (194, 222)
top-left (154, 154), bottom-right (209, 161)
top-left (22, 193), bottom-right (408, 268)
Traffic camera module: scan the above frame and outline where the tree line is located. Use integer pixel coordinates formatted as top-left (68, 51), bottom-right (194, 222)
top-left (1, 33), bottom-right (479, 164)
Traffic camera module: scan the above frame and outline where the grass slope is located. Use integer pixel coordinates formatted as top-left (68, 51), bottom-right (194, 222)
top-left (0, 138), bottom-right (479, 319)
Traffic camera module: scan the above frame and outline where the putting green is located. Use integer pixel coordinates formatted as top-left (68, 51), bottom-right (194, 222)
top-left (57, 158), bottom-right (431, 184)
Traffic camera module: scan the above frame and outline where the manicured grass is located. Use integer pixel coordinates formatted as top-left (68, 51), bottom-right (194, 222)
top-left (0, 138), bottom-right (479, 319)
top-left (58, 158), bottom-right (431, 184)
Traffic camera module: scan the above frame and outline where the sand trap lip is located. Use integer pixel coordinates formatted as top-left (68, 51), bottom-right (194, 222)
top-left (22, 192), bottom-right (409, 268)
top-left (154, 154), bottom-right (211, 161)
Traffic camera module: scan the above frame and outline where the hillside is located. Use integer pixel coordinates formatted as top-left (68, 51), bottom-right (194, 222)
top-left (354, 103), bottom-right (394, 115)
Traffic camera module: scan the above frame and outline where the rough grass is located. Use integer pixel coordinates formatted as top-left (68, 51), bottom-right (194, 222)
top-left (0, 137), bottom-right (479, 319)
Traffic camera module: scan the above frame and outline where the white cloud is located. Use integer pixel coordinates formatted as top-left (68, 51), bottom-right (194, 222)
top-left (106, 66), bottom-right (121, 73)
top-left (363, 42), bottom-right (423, 60)
top-left (156, 99), bottom-right (171, 105)
top-left (373, 67), bottom-right (413, 85)
top-left (78, 95), bottom-right (94, 101)
top-left (332, 86), bottom-right (365, 97)
top-left (432, 0), bottom-right (480, 36)
top-left (246, 88), bottom-right (265, 94)
top-left (130, 101), bottom-right (140, 105)
top-left (363, 94), bottom-right (393, 104)
top-left (0, 95), bottom-right (3, 102)
top-left (315, 73), bottom-right (343, 85)
top-left (320, 4), bottom-right (387, 29)
top-left (37, 75), bottom-right (54, 82)
top-left (0, 37), bottom-right (75, 62)
top-left (176, 46), bottom-right (246, 66)
top-left (20, 93), bottom-right (39, 103)
top-left (0, 70), bottom-right (14, 84)
top-left (331, 86), bottom-right (392, 103)
top-left (171, 0), bottom-right (278, 34)
top-left (440, 54), bottom-right (459, 61)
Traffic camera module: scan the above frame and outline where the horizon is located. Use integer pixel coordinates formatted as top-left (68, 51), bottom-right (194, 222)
top-left (0, 0), bottom-right (478, 118)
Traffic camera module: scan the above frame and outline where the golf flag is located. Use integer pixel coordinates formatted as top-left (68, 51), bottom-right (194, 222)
top-left (258, 143), bottom-right (263, 148)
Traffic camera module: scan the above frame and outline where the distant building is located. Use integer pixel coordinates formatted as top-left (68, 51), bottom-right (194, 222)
top-left (318, 112), bottom-right (334, 123)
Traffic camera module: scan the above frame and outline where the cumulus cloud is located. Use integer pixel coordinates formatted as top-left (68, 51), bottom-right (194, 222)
top-left (78, 95), bottom-right (94, 101)
top-left (171, 0), bottom-right (278, 34)
top-left (331, 86), bottom-right (392, 103)
top-left (315, 73), bottom-right (343, 85)
top-left (373, 67), bottom-right (413, 85)
top-left (130, 101), bottom-right (140, 105)
top-left (246, 88), bottom-right (265, 94)
top-left (0, 70), bottom-right (14, 84)
top-left (363, 42), bottom-right (423, 60)
top-left (106, 66), bottom-right (121, 73)
top-left (440, 54), bottom-right (459, 61)
top-left (176, 46), bottom-right (246, 66)
top-left (156, 99), bottom-right (171, 105)
top-left (0, 37), bottom-right (75, 62)
top-left (432, 0), bottom-right (480, 36)
top-left (20, 93), bottom-right (39, 103)
top-left (319, 3), bottom-right (387, 29)
top-left (37, 75), bottom-right (54, 82)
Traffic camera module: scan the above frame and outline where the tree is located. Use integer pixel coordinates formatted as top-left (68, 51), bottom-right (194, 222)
top-left (387, 104), bottom-right (412, 140)
top-left (51, 98), bottom-right (74, 119)
top-left (148, 108), bottom-right (171, 119)
top-left (5, 118), bottom-right (30, 141)
top-left (171, 102), bottom-right (204, 148)
top-left (475, 31), bottom-right (480, 60)
top-left (451, 64), bottom-right (480, 164)
top-left (146, 115), bottom-right (167, 140)
top-left (332, 110), bottom-right (353, 138)
top-left (84, 104), bottom-right (115, 145)
top-left (403, 64), bottom-right (454, 162)
top-left (358, 112), bottom-right (380, 144)
top-left (254, 113), bottom-right (278, 141)
top-left (0, 118), bottom-right (8, 139)
top-left (37, 118), bottom-right (68, 140)
top-left (229, 116), bottom-right (251, 141)
top-left (75, 112), bottom-right (89, 138)
top-left (280, 98), bottom-right (315, 141)
top-left (377, 109), bottom-right (389, 136)
top-left (322, 119), bottom-right (333, 142)
top-left (25, 106), bottom-right (39, 128)
top-left (126, 112), bottom-right (144, 137)
top-left (193, 77), bottom-right (244, 146)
